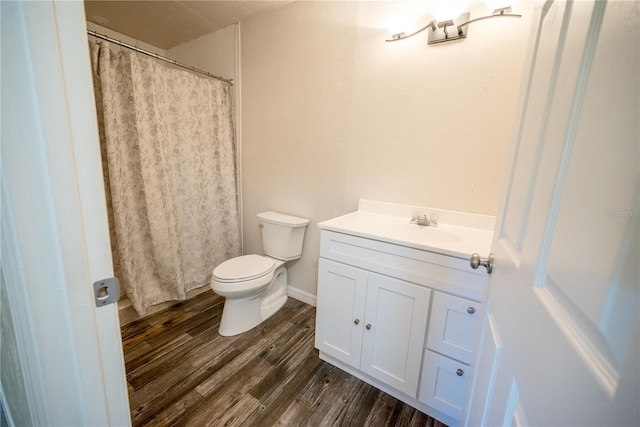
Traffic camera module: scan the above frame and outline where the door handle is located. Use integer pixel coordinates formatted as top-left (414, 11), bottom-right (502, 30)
top-left (470, 253), bottom-right (494, 274)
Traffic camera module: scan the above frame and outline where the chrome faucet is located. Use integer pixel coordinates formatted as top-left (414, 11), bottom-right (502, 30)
top-left (410, 212), bottom-right (438, 227)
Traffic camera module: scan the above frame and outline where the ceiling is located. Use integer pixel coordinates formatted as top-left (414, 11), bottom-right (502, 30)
top-left (84, 1), bottom-right (293, 49)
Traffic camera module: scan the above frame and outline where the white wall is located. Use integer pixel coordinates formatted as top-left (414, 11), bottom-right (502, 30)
top-left (167, 24), bottom-right (238, 83)
top-left (240, 1), bottom-right (533, 299)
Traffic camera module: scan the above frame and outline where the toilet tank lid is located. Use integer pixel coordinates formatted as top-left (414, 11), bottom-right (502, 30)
top-left (257, 211), bottom-right (310, 227)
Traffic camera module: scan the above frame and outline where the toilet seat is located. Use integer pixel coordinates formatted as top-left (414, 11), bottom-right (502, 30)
top-left (213, 254), bottom-right (275, 283)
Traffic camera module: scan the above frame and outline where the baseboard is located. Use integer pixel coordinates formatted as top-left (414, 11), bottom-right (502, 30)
top-left (287, 286), bottom-right (316, 307)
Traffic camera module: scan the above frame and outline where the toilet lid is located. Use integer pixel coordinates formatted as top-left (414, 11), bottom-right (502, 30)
top-left (213, 254), bottom-right (275, 282)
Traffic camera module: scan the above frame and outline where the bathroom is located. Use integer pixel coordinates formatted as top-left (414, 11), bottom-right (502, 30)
top-left (79, 0), bottom-right (531, 422)
top-left (87, 0), bottom-right (531, 323)
top-left (2, 0), bottom-right (638, 426)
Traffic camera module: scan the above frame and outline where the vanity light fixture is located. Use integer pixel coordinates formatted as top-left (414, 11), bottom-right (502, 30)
top-left (385, 5), bottom-right (521, 45)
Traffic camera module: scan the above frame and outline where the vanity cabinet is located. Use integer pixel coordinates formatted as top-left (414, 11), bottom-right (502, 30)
top-left (315, 227), bottom-right (489, 427)
top-left (315, 258), bottom-right (431, 396)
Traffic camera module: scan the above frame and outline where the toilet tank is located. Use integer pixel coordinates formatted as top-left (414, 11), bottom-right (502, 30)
top-left (257, 211), bottom-right (310, 261)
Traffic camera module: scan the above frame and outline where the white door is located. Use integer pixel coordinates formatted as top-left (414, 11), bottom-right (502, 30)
top-left (464, 1), bottom-right (639, 426)
top-left (2, 1), bottom-right (130, 425)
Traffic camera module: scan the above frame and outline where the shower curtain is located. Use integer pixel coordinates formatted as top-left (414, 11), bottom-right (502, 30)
top-left (90, 40), bottom-right (241, 315)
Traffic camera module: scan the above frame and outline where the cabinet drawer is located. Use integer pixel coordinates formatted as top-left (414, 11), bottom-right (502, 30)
top-left (419, 350), bottom-right (469, 420)
top-left (427, 291), bottom-right (479, 364)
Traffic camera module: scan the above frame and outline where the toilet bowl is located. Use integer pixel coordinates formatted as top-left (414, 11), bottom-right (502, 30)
top-left (210, 212), bottom-right (309, 336)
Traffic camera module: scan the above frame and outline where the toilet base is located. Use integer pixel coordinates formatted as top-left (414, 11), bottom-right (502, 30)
top-left (218, 294), bottom-right (263, 336)
top-left (218, 266), bottom-right (288, 336)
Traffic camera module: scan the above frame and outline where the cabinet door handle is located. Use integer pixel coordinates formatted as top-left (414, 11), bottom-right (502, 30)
top-left (456, 368), bottom-right (464, 376)
top-left (366, 323), bottom-right (372, 330)
top-left (354, 319), bottom-right (360, 325)
top-left (467, 307), bottom-right (476, 314)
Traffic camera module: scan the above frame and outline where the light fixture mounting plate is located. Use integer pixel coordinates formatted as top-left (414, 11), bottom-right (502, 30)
top-left (428, 12), bottom-right (470, 45)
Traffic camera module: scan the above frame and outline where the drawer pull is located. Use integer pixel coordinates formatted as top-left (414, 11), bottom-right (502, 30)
top-left (456, 368), bottom-right (464, 376)
top-left (366, 323), bottom-right (372, 330)
top-left (354, 319), bottom-right (360, 325)
top-left (467, 307), bottom-right (476, 314)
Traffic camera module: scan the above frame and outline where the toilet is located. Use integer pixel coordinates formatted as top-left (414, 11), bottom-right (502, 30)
top-left (211, 211), bottom-right (310, 336)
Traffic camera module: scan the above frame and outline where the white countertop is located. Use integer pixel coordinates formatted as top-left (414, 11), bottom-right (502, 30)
top-left (318, 200), bottom-right (495, 259)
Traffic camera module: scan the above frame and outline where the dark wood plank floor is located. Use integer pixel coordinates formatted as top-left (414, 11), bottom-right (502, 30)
top-left (121, 290), bottom-right (448, 427)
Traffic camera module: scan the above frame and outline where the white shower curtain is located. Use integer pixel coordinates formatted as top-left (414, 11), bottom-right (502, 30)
top-left (90, 40), bottom-right (241, 315)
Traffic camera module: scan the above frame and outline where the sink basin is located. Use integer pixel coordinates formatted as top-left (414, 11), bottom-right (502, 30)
top-left (317, 201), bottom-right (495, 258)
top-left (371, 220), bottom-right (464, 245)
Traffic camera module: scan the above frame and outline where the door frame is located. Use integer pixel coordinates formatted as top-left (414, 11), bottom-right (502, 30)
top-left (1, 1), bottom-right (130, 425)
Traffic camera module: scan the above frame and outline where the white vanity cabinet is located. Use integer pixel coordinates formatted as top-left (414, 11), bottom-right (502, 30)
top-left (315, 258), bottom-right (431, 396)
top-left (315, 203), bottom-right (492, 427)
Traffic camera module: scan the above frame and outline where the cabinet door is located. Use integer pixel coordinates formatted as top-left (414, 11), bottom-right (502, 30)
top-left (419, 350), bottom-right (469, 420)
top-left (427, 292), bottom-right (479, 364)
top-left (315, 258), bottom-right (367, 367)
top-left (361, 273), bottom-right (431, 397)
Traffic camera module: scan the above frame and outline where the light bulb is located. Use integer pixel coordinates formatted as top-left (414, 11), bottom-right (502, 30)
top-left (385, 14), bottom-right (414, 37)
top-left (429, 0), bottom-right (469, 23)
top-left (384, 3), bottom-right (430, 37)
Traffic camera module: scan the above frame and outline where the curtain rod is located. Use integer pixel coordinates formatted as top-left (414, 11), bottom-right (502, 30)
top-left (88, 30), bottom-right (234, 86)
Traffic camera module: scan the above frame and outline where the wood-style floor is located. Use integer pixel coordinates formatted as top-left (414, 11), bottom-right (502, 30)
top-left (121, 290), bottom-right (448, 427)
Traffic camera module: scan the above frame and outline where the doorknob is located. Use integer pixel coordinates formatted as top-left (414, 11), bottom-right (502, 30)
top-left (470, 253), bottom-right (494, 274)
